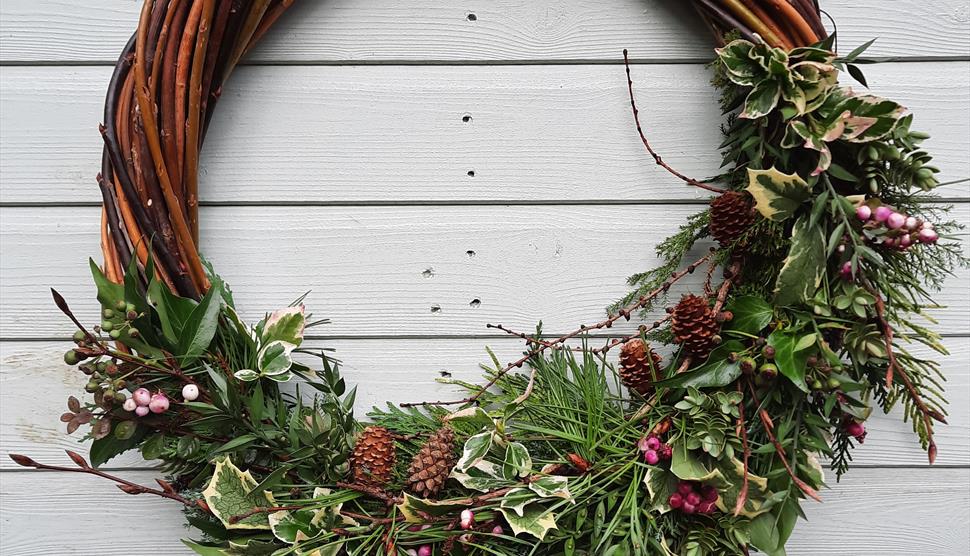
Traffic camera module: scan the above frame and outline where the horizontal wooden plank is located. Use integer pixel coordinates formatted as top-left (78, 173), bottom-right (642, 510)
top-left (2, 204), bottom-right (968, 340)
top-left (1, 1), bottom-right (968, 63)
top-left (0, 467), bottom-right (966, 554)
top-left (1, 63), bottom-right (968, 205)
top-left (2, 337), bottom-right (966, 470)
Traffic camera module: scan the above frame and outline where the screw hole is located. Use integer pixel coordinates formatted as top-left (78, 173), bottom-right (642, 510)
top-left (462, 114), bottom-right (472, 123)
top-left (467, 170), bottom-right (475, 177)
top-left (467, 13), bottom-right (477, 21)
top-left (422, 267), bottom-right (435, 278)
top-left (431, 304), bottom-right (442, 314)
top-left (469, 298), bottom-right (481, 308)
top-left (466, 250), bottom-right (476, 258)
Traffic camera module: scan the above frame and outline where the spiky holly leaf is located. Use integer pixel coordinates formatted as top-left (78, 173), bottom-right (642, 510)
top-left (499, 489), bottom-right (558, 540)
top-left (529, 475), bottom-right (573, 502)
top-left (202, 456), bottom-right (277, 530)
top-left (644, 467), bottom-right (679, 513)
top-left (396, 493), bottom-right (467, 523)
top-left (773, 214), bottom-right (826, 308)
top-left (745, 167), bottom-right (812, 222)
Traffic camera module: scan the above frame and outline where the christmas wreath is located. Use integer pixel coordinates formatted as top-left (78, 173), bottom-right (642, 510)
top-left (10, 1), bottom-right (967, 555)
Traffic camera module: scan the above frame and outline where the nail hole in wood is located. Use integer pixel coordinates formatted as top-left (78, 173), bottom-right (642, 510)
top-left (431, 304), bottom-right (442, 313)
top-left (467, 170), bottom-right (475, 177)
top-left (467, 13), bottom-right (477, 21)
top-left (466, 250), bottom-right (476, 257)
top-left (462, 114), bottom-right (472, 123)
top-left (469, 298), bottom-right (481, 308)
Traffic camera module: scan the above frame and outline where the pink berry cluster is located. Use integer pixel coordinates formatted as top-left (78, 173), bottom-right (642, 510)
top-left (856, 204), bottom-right (939, 249)
top-left (122, 388), bottom-right (169, 417)
top-left (668, 481), bottom-right (719, 515)
top-left (842, 419), bottom-right (866, 443)
top-left (638, 434), bottom-right (672, 465)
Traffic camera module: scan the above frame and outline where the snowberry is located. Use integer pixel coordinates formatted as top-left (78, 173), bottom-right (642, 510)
top-left (644, 450), bottom-right (660, 465)
top-left (685, 492), bottom-right (702, 506)
top-left (122, 398), bottom-right (137, 412)
top-left (668, 493), bottom-right (684, 509)
top-left (182, 383), bottom-right (200, 401)
top-left (134, 405), bottom-right (150, 417)
top-left (855, 205), bottom-right (872, 221)
top-left (701, 485), bottom-right (719, 502)
top-left (840, 261), bottom-right (853, 279)
top-left (918, 228), bottom-right (939, 244)
top-left (460, 509), bottom-right (475, 530)
top-left (132, 388), bottom-right (152, 406)
top-left (904, 216), bottom-right (919, 231)
top-left (418, 545), bottom-right (433, 556)
top-left (898, 234), bottom-right (913, 249)
top-left (645, 435), bottom-right (661, 451)
top-left (873, 206), bottom-right (892, 222)
top-left (491, 525), bottom-right (504, 535)
top-left (887, 212), bottom-right (907, 229)
top-left (148, 393), bottom-right (169, 414)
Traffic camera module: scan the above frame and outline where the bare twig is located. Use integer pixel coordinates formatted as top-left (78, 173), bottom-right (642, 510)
top-left (623, 49), bottom-right (725, 195)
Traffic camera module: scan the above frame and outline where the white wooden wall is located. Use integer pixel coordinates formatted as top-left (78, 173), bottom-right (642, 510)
top-left (1, 1), bottom-right (968, 554)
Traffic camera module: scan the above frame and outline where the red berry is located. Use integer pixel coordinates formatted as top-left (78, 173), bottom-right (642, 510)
top-left (645, 436), bottom-right (661, 451)
top-left (668, 493), bottom-right (683, 509)
top-left (677, 481), bottom-right (693, 496)
top-left (697, 501), bottom-right (716, 514)
top-left (644, 450), bottom-right (660, 465)
top-left (681, 502), bottom-right (696, 514)
top-left (685, 492), bottom-right (701, 506)
top-left (659, 444), bottom-right (672, 460)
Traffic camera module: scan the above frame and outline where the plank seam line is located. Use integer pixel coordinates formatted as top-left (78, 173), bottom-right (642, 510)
top-left (1, 56), bottom-right (968, 68)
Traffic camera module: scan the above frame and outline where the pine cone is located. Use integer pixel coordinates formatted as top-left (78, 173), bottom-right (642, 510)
top-left (619, 339), bottom-right (663, 394)
top-left (351, 426), bottom-right (396, 486)
top-left (406, 427), bottom-right (456, 498)
top-left (671, 294), bottom-right (720, 359)
top-left (709, 191), bottom-right (756, 248)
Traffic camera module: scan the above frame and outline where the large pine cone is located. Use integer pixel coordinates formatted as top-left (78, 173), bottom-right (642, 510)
top-left (350, 426), bottom-right (396, 485)
top-left (709, 191), bottom-right (756, 248)
top-left (671, 294), bottom-right (720, 359)
top-left (619, 339), bottom-right (663, 395)
top-left (406, 427), bottom-right (456, 498)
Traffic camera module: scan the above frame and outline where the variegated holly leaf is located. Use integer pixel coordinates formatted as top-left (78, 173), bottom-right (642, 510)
top-left (450, 460), bottom-right (510, 493)
top-left (396, 493), bottom-right (467, 524)
top-left (528, 475), bottom-right (572, 502)
top-left (455, 430), bottom-right (495, 472)
top-left (745, 167), bottom-right (812, 221)
top-left (499, 489), bottom-right (558, 540)
top-left (773, 214), bottom-right (826, 308)
top-left (644, 467), bottom-right (679, 513)
top-left (502, 442), bottom-right (532, 479)
top-left (669, 443), bottom-right (730, 488)
top-left (202, 456), bottom-right (277, 530)
top-left (261, 305), bottom-right (306, 347)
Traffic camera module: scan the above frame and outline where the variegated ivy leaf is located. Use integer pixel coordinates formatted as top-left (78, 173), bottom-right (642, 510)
top-left (261, 305), bottom-right (306, 347)
top-left (258, 340), bottom-right (295, 376)
top-left (450, 461), bottom-right (510, 493)
top-left (499, 489), bottom-right (558, 540)
top-left (233, 369), bottom-right (261, 382)
top-left (528, 475), bottom-right (573, 502)
top-left (444, 406), bottom-right (495, 431)
top-left (396, 493), bottom-right (467, 523)
top-left (502, 442), bottom-right (532, 479)
top-left (745, 167), bottom-right (812, 222)
top-left (773, 214), bottom-right (826, 308)
top-left (202, 456), bottom-right (277, 530)
top-left (455, 430), bottom-right (494, 472)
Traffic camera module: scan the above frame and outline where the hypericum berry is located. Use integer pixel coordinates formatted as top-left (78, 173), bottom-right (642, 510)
top-left (122, 398), bottom-right (137, 412)
top-left (685, 492), bottom-right (701, 506)
top-left (460, 509), bottom-right (475, 530)
top-left (418, 545), bottom-right (433, 556)
top-left (84, 380), bottom-right (100, 393)
top-left (701, 485), bottom-right (719, 502)
top-left (840, 261), bottom-right (853, 280)
top-left (739, 357), bottom-right (757, 374)
top-left (72, 330), bottom-right (87, 344)
top-left (134, 405), bottom-right (150, 417)
top-left (668, 493), bottom-right (684, 509)
top-left (148, 393), bottom-right (170, 414)
top-left (887, 212), bottom-right (906, 229)
top-left (64, 350), bottom-right (80, 365)
top-left (918, 228), bottom-right (939, 244)
top-left (677, 481), bottom-right (694, 496)
top-left (644, 450), bottom-right (660, 465)
top-left (761, 346), bottom-right (775, 360)
top-left (132, 388), bottom-right (152, 406)
top-left (681, 502), bottom-right (696, 514)
top-left (827, 377), bottom-right (842, 390)
top-left (758, 363), bottom-right (778, 380)
top-left (645, 436), bottom-right (661, 451)
top-left (844, 420), bottom-right (866, 443)
top-left (182, 383), bottom-right (200, 401)
top-left (856, 205), bottom-right (872, 221)
top-left (873, 206), bottom-right (892, 223)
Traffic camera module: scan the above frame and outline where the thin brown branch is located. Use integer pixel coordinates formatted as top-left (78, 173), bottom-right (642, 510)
top-left (401, 250), bottom-right (715, 408)
top-left (623, 49), bottom-right (725, 195)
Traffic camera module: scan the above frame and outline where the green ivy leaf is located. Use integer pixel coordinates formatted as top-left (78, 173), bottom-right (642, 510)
top-left (450, 461), bottom-right (509, 493)
top-left (767, 330), bottom-right (812, 392)
top-left (773, 215), bottom-right (826, 307)
top-left (726, 296), bottom-right (773, 335)
top-left (654, 340), bottom-right (745, 389)
top-left (202, 456), bottom-right (277, 530)
top-left (749, 513), bottom-right (785, 556)
top-left (745, 167), bottom-right (812, 222)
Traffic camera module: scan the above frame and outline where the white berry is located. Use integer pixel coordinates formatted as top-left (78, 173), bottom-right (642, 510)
top-left (182, 383), bottom-right (200, 401)
top-left (122, 398), bottom-right (137, 412)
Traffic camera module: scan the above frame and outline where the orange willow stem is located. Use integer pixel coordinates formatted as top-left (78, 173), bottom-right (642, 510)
top-left (720, 0), bottom-right (790, 49)
top-left (225, 0), bottom-right (272, 78)
top-left (175, 0), bottom-right (203, 200)
top-left (762, 0), bottom-right (818, 45)
top-left (185, 0), bottom-right (216, 244)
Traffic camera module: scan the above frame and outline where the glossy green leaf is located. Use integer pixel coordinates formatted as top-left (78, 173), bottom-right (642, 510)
top-left (726, 296), bottom-right (773, 335)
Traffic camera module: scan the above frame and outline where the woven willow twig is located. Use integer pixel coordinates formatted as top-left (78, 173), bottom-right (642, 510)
top-left (97, 0), bottom-right (825, 301)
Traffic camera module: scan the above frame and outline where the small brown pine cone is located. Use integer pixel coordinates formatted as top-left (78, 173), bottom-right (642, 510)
top-left (709, 191), bottom-right (756, 248)
top-left (619, 338), bottom-right (663, 394)
top-left (350, 426), bottom-right (396, 486)
top-left (671, 294), bottom-right (721, 360)
top-left (406, 427), bottom-right (456, 499)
